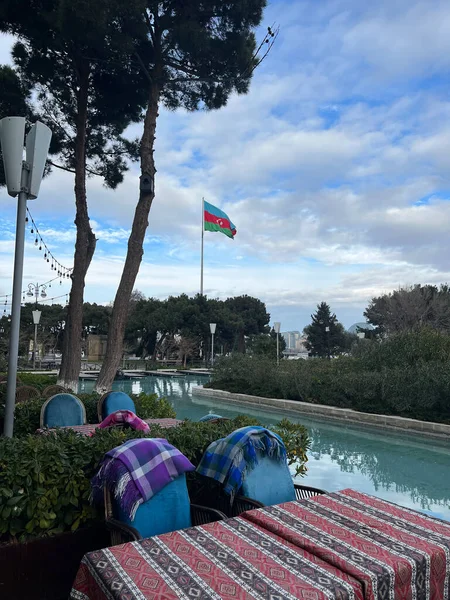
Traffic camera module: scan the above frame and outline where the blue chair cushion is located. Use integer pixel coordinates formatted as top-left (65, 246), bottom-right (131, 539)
top-left (115, 474), bottom-right (192, 538)
top-left (240, 454), bottom-right (296, 506)
top-left (102, 392), bottom-right (136, 419)
top-left (199, 414), bottom-right (223, 422)
top-left (43, 394), bottom-right (85, 428)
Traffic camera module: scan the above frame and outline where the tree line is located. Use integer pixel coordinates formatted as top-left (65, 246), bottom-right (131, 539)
top-left (0, 293), bottom-right (273, 368)
top-left (303, 284), bottom-right (450, 358)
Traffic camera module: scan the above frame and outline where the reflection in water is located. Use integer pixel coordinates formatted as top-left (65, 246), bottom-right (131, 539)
top-left (79, 374), bottom-right (450, 520)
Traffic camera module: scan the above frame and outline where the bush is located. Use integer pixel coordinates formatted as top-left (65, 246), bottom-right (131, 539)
top-left (210, 330), bottom-right (450, 423)
top-left (17, 373), bottom-right (58, 389)
top-left (0, 416), bottom-right (310, 542)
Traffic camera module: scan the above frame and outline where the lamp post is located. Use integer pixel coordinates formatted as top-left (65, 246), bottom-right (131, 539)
top-left (27, 282), bottom-right (47, 303)
top-left (27, 283), bottom-right (46, 369)
top-left (274, 322), bottom-right (281, 366)
top-left (1, 116), bottom-right (52, 437)
top-left (325, 326), bottom-right (331, 360)
top-left (32, 310), bottom-right (41, 370)
top-left (209, 323), bottom-right (216, 367)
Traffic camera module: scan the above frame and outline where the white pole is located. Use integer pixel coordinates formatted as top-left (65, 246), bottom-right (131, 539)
top-left (276, 332), bottom-right (280, 366)
top-left (33, 323), bottom-right (38, 370)
top-left (200, 197), bottom-right (204, 296)
top-left (4, 181), bottom-right (28, 437)
top-left (274, 322), bottom-right (281, 367)
top-left (211, 332), bottom-right (215, 367)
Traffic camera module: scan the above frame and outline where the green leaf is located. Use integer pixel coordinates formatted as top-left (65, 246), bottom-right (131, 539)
top-left (7, 496), bottom-right (23, 506)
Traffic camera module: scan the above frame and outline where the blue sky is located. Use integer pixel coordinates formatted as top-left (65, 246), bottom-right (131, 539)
top-left (2, 0), bottom-right (450, 332)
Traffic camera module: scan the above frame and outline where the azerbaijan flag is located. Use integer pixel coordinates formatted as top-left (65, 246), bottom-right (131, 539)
top-left (204, 201), bottom-right (237, 239)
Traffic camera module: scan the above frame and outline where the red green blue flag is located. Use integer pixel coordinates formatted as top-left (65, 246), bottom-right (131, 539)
top-left (204, 200), bottom-right (237, 239)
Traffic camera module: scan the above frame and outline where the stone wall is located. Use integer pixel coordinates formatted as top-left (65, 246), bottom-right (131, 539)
top-left (192, 386), bottom-right (450, 439)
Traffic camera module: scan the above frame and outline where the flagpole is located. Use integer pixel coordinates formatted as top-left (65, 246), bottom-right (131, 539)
top-left (200, 197), bottom-right (204, 296)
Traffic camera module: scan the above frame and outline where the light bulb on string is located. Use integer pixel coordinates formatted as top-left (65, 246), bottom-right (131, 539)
top-left (35, 238), bottom-right (38, 246)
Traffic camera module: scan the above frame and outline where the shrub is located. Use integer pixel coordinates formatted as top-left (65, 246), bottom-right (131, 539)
top-left (0, 416), bottom-right (310, 542)
top-left (17, 373), bottom-right (58, 389)
top-left (134, 392), bottom-right (176, 419)
top-left (210, 330), bottom-right (450, 423)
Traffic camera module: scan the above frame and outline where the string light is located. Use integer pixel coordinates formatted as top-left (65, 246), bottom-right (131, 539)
top-left (2, 291), bottom-right (70, 309)
top-left (25, 208), bottom-right (73, 281)
top-left (0, 275), bottom-right (67, 305)
top-left (1, 210), bottom-right (74, 313)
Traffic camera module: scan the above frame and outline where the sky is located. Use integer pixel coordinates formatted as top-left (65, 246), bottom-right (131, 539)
top-left (2, 0), bottom-right (450, 332)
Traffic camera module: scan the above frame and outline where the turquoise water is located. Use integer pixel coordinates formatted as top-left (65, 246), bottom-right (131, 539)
top-left (79, 374), bottom-right (450, 521)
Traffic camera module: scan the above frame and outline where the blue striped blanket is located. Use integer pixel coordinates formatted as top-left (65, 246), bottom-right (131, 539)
top-left (196, 426), bottom-right (286, 499)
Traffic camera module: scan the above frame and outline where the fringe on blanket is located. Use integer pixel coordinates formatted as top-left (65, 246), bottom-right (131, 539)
top-left (91, 457), bottom-right (143, 520)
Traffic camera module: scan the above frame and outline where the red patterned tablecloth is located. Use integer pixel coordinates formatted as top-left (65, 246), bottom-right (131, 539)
top-left (37, 418), bottom-right (182, 436)
top-left (36, 423), bottom-right (98, 436)
top-left (70, 517), bottom-right (364, 600)
top-left (242, 488), bottom-right (450, 600)
top-left (144, 418), bottom-right (183, 429)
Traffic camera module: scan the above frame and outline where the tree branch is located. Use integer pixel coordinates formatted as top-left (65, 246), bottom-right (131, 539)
top-left (48, 159), bottom-right (102, 177)
top-left (133, 49), bottom-right (153, 84)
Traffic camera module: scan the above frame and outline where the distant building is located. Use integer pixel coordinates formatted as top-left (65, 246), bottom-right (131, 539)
top-left (281, 331), bottom-right (309, 358)
top-left (282, 330), bottom-right (301, 349)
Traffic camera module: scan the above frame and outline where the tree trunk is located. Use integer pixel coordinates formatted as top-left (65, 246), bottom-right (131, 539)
top-left (57, 69), bottom-right (96, 391)
top-left (94, 81), bottom-right (160, 393)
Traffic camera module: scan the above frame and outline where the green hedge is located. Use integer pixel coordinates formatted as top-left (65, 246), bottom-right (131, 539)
top-left (209, 329), bottom-right (450, 423)
top-left (17, 373), bottom-right (58, 389)
top-left (0, 417), bottom-right (310, 542)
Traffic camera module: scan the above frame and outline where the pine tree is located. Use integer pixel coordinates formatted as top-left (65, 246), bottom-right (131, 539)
top-left (304, 302), bottom-right (349, 358)
top-left (1, 0), bottom-right (148, 390)
top-left (94, 1), bottom-right (274, 391)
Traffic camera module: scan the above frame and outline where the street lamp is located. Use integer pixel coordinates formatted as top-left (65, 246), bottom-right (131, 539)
top-left (0, 116), bottom-right (52, 437)
top-left (27, 282), bottom-right (47, 302)
top-left (274, 322), bottom-right (281, 366)
top-left (325, 326), bottom-right (331, 360)
top-left (209, 323), bottom-right (216, 368)
top-left (32, 310), bottom-right (41, 370)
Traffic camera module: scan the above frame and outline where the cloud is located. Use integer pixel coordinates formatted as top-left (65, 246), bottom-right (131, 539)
top-left (3, 0), bottom-right (450, 330)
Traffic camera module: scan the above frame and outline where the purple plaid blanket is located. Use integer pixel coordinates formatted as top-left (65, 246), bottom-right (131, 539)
top-left (91, 438), bottom-right (195, 519)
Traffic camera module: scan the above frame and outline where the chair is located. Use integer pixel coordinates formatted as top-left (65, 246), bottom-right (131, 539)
top-left (40, 393), bottom-right (86, 428)
top-left (105, 474), bottom-right (226, 545)
top-left (231, 454), bottom-right (326, 517)
top-left (42, 384), bottom-right (68, 398)
top-left (198, 413), bottom-right (230, 424)
top-left (97, 391), bottom-right (136, 421)
top-left (15, 385), bottom-right (41, 404)
top-left (197, 426), bottom-right (326, 517)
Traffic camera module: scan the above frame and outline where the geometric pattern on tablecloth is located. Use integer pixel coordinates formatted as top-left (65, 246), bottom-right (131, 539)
top-left (299, 499), bottom-right (422, 598)
top-left (243, 504), bottom-right (393, 600)
top-left (181, 524), bottom-right (302, 600)
top-left (137, 535), bottom-right (223, 599)
top-left (333, 490), bottom-right (450, 600)
top-left (222, 518), bottom-right (363, 600)
top-left (78, 546), bottom-right (160, 600)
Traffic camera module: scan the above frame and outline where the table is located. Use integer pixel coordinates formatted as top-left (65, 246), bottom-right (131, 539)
top-left (70, 517), bottom-right (364, 600)
top-left (242, 489), bottom-right (450, 600)
top-left (37, 418), bottom-right (182, 436)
